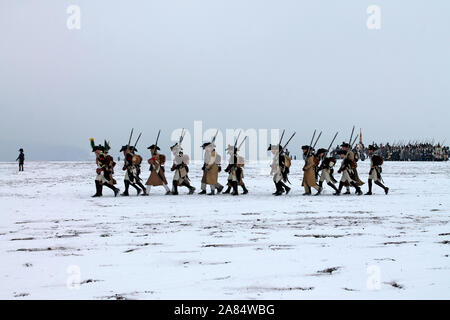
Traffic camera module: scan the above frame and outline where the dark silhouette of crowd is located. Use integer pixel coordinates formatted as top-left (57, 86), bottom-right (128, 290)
top-left (331, 142), bottom-right (449, 162)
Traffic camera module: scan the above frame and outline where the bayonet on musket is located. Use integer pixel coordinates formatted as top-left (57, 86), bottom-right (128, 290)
top-left (326, 132), bottom-right (339, 155)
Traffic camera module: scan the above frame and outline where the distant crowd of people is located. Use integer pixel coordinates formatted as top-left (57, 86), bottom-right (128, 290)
top-left (331, 142), bottom-right (449, 162)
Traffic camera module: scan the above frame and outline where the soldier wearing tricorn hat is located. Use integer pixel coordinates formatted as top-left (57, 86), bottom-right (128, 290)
top-left (366, 145), bottom-right (389, 195)
top-left (170, 129), bottom-right (196, 195)
top-left (337, 141), bottom-right (364, 195)
top-left (146, 142), bottom-right (171, 195)
top-left (223, 137), bottom-right (248, 196)
top-left (90, 138), bottom-right (120, 197)
top-left (120, 145), bottom-right (148, 196)
top-left (316, 148), bottom-right (340, 195)
top-left (199, 135), bottom-right (224, 195)
top-left (301, 145), bottom-right (322, 195)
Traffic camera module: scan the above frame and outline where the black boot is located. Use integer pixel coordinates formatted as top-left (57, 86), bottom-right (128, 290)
top-left (223, 183), bottom-right (232, 194)
top-left (335, 182), bottom-right (343, 195)
top-left (232, 181), bottom-right (239, 196)
top-left (216, 184), bottom-right (224, 193)
top-left (241, 184), bottom-right (248, 194)
top-left (92, 181), bottom-right (103, 197)
top-left (327, 182), bottom-right (339, 194)
top-left (181, 181), bottom-right (195, 194)
top-left (314, 185), bottom-right (322, 196)
top-left (198, 190), bottom-right (207, 195)
top-left (121, 181), bottom-right (130, 196)
top-left (351, 182), bottom-right (363, 195)
top-left (273, 182), bottom-right (283, 196)
top-left (130, 182), bottom-right (141, 195)
top-left (136, 181), bottom-right (148, 196)
top-left (365, 179), bottom-right (373, 195)
top-left (171, 182), bottom-right (179, 195)
top-left (281, 182), bottom-right (291, 195)
top-left (104, 183), bottom-right (120, 197)
top-left (375, 181), bottom-right (389, 195)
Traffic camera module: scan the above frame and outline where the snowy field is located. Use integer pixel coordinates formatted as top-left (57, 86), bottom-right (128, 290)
top-left (0, 160), bottom-right (449, 299)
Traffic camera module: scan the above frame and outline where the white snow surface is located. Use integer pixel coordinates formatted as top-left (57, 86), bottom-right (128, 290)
top-left (0, 160), bottom-right (449, 300)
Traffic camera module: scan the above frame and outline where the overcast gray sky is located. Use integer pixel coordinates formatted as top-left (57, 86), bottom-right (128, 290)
top-left (0, 0), bottom-right (449, 160)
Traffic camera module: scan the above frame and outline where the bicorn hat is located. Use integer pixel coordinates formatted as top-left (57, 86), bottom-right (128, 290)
top-left (19, 148), bottom-right (24, 152)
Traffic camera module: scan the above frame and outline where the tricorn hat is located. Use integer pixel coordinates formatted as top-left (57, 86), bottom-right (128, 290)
top-left (316, 148), bottom-right (328, 154)
top-left (147, 144), bottom-right (160, 151)
top-left (301, 145), bottom-right (311, 150)
top-left (92, 145), bottom-right (105, 152)
top-left (120, 145), bottom-right (137, 153)
top-left (337, 150), bottom-right (347, 155)
top-left (170, 143), bottom-right (181, 151)
top-left (341, 142), bottom-right (350, 148)
top-left (368, 145), bottom-right (378, 151)
top-left (201, 142), bottom-right (214, 149)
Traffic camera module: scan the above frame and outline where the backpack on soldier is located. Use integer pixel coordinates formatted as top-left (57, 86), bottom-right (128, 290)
top-left (372, 155), bottom-right (383, 166)
top-left (284, 155), bottom-right (291, 168)
top-left (132, 154), bottom-right (143, 165)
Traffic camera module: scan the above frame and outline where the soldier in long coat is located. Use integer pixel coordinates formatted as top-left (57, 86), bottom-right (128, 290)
top-left (170, 142), bottom-right (195, 195)
top-left (366, 145), bottom-right (389, 195)
top-left (301, 146), bottom-right (322, 195)
top-left (316, 148), bottom-right (340, 195)
top-left (146, 144), bottom-right (171, 195)
top-left (337, 142), bottom-right (364, 195)
top-left (120, 145), bottom-right (148, 196)
top-left (91, 142), bottom-right (120, 197)
top-left (223, 144), bottom-right (248, 195)
top-left (199, 142), bottom-right (224, 195)
top-left (268, 144), bottom-right (291, 196)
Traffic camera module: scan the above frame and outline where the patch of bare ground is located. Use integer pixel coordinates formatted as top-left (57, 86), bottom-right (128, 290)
top-left (10, 237), bottom-right (35, 241)
top-left (16, 246), bottom-right (75, 252)
top-left (13, 292), bottom-right (30, 297)
top-left (246, 286), bottom-right (314, 292)
top-left (294, 234), bottom-right (345, 238)
top-left (80, 279), bottom-right (102, 285)
top-left (385, 281), bottom-right (404, 289)
top-left (382, 241), bottom-right (419, 245)
top-left (315, 266), bottom-right (342, 275)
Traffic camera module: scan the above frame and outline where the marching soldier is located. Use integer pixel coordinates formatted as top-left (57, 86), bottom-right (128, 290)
top-left (366, 145), bottom-right (389, 195)
top-left (223, 144), bottom-right (248, 195)
top-left (90, 139), bottom-right (120, 197)
top-left (146, 144), bottom-right (171, 195)
top-left (199, 140), bottom-right (224, 195)
top-left (170, 142), bottom-right (196, 195)
top-left (120, 145), bottom-right (148, 196)
top-left (336, 142), bottom-right (364, 195)
top-left (16, 148), bottom-right (25, 171)
top-left (301, 146), bottom-right (322, 195)
top-left (268, 143), bottom-right (291, 196)
top-left (316, 148), bottom-right (340, 195)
